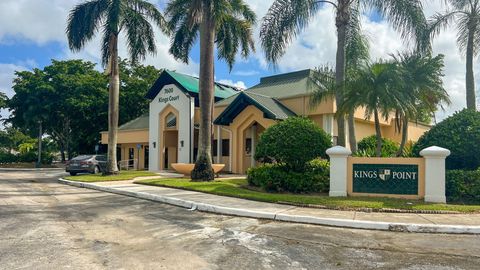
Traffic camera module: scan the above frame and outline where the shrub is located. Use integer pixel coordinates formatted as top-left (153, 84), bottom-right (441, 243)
top-left (356, 135), bottom-right (399, 157)
top-left (0, 151), bottom-right (19, 163)
top-left (247, 159), bottom-right (330, 193)
top-left (255, 117), bottom-right (331, 172)
top-left (413, 109), bottom-right (480, 170)
top-left (446, 169), bottom-right (480, 203)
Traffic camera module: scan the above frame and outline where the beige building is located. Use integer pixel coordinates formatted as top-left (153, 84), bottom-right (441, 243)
top-left (101, 69), bottom-right (430, 173)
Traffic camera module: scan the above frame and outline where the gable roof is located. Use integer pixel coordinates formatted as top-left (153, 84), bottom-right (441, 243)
top-left (119, 114), bottom-right (149, 131)
top-left (145, 70), bottom-right (241, 100)
top-left (215, 69), bottom-right (316, 107)
top-left (214, 92), bottom-right (297, 125)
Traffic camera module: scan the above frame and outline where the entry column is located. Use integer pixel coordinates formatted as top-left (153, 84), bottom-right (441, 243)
top-left (326, 146), bottom-right (351, 197)
top-left (420, 146), bottom-right (450, 203)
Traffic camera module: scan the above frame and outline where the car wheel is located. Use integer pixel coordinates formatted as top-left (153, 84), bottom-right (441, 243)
top-left (93, 166), bottom-right (100, 174)
top-left (70, 172), bottom-right (77, 176)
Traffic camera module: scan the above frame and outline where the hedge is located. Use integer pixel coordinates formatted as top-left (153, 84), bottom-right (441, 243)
top-left (446, 169), bottom-right (480, 204)
top-left (247, 159), bottom-right (330, 193)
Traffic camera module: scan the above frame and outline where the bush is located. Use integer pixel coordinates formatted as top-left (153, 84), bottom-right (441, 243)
top-left (255, 117), bottom-right (332, 172)
top-left (446, 169), bottom-right (480, 203)
top-left (247, 159), bottom-right (330, 193)
top-left (0, 151), bottom-right (19, 163)
top-left (413, 109), bottom-right (480, 170)
top-left (356, 135), bottom-right (399, 157)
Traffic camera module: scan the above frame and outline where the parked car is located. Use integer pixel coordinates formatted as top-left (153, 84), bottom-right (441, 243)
top-left (66, 155), bottom-right (106, 176)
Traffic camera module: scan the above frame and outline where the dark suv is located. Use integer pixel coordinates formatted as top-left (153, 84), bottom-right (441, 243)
top-left (66, 155), bottom-right (106, 176)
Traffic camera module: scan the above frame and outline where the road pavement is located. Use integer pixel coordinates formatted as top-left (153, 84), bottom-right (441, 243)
top-left (1, 169), bottom-right (479, 269)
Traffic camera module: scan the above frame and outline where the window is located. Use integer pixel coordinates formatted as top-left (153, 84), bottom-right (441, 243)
top-left (245, 138), bottom-right (252, 155)
top-left (95, 155), bottom-right (106, 161)
top-left (212, 139), bottom-right (230, 156)
top-left (213, 140), bottom-right (218, 157)
top-left (166, 112), bottom-right (177, 128)
top-left (222, 139), bottom-right (229, 156)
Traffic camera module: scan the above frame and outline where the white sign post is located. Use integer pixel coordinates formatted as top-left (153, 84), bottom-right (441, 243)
top-left (326, 146), bottom-right (351, 197)
top-left (420, 146), bottom-right (451, 203)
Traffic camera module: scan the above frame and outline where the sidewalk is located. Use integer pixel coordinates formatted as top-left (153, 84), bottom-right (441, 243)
top-left (58, 178), bottom-right (480, 234)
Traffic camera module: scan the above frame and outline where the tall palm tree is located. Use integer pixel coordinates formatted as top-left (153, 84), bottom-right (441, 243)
top-left (309, 5), bottom-right (369, 152)
top-left (260, 0), bottom-right (429, 149)
top-left (429, 0), bottom-right (480, 110)
top-left (392, 52), bottom-right (450, 156)
top-left (166, 0), bottom-right (256, 181)
top-left (340, 61), bottom-right (410, 157)
top-left (66, 0), bottom-right (169, 174)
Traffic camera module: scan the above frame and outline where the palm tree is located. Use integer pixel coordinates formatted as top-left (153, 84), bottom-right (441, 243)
top-left (66, 0), bottom-right (169, 174)
top-left (260, 0), bottom-right (429, 149)
top-left (429, 0), bottom-right (480, 110)
top-left (340, 61), bottom-right (411, 157)
top-left (166, 0), bottom-right (256, 181)
top-left (392, 52), bottom-right (450, 156)
top-left (309, 6), bottom-right (369, 152)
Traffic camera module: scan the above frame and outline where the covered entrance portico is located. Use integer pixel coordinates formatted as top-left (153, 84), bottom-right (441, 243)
top-left (214, 92), bottom-right (296, 173)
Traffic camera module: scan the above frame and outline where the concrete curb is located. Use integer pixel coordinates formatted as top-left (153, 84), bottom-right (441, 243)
top-left (58, 178), bottom-right (480, 235)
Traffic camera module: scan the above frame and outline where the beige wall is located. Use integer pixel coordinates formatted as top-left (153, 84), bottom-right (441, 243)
top-left (101, 129), bottom-right (148, 144)
top-left (119, 143), bottom-right (148, 170)
top-left (228, 105), bottom-right (276, 173)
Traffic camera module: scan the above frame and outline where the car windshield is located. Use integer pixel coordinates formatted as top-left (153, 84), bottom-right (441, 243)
top-left (72, 155), bottom-right (93, 161)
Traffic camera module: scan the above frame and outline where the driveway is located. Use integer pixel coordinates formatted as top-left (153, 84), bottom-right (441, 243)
top-left (1, 169), bottom-right (479, 269)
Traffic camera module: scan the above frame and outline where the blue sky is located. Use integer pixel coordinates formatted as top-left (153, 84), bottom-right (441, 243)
top-left (0, 0), bottom-right (477, 124)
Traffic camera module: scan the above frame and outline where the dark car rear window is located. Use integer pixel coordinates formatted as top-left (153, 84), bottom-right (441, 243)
top-left (72, 155), bottom-right (93, 161)
top-left (95, 155), bottom-right (106, 161)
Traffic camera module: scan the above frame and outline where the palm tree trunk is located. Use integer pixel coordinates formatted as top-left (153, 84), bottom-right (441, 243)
top-left (106, 33), bottom-right (120, 175)
top-left (334, 0), bottom-right (350, 147)
top-left (373, 108), bottom-right (382, 157)
top-left (466, 28), bottom-right (476, 110)
top-left (348, 111), bottom-right (357, 152)
top-left (397, 117), bottom-right (408, 157)
top-left (191, 9), bottom-right (215, 181)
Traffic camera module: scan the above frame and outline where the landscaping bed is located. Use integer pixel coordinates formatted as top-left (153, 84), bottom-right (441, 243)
top-left (135, 178), bottom-right (480, 213)
top-left (65, 171), bottom-right (159, 182)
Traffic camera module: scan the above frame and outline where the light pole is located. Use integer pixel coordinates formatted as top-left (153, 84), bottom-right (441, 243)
top-left (36, 121), bottom-right (42, 168)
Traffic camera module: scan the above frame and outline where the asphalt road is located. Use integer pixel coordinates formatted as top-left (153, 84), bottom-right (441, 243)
top-left (1, 169), bottom-right (479, 270)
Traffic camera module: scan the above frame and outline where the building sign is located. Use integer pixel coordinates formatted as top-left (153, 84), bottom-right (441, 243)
top-left (352, 164), bottom-right (418, 195)
top-left (158, 87), bottom-right (180, 104)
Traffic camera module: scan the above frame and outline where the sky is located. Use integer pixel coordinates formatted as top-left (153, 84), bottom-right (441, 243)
top-left (0, 0), bottom-right (478, 125)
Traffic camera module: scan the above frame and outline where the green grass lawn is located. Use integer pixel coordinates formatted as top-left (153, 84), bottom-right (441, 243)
top-left (65, 171), bottom-right (159, 182)
top-left (135, 178), bottom-right (480, 213)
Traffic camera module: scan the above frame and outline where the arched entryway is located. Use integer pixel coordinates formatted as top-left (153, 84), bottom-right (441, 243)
top-left (241, 121), bottom-right (266, 173)
top-left (159, 106), bottom-right (179, 170)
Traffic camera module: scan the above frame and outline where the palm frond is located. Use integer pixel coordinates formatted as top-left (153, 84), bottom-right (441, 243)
top-left (365, 0), bottom-right (430, 53)
top-left (66, 0), bottom-right (108, 51)
top-left (122, 7), bottom-right (156, 63)
top-left (260, 0), bottom-right (320, 66)
top-left (128, 0), bottom-right (170, 34)
top-left (309, 66), bottom-right (337, 110)
top-left (169, 17), bottom-right (199, 63)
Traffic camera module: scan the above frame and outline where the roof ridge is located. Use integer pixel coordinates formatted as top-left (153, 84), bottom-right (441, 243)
top-left (259, 69), bottom-right (313, 84)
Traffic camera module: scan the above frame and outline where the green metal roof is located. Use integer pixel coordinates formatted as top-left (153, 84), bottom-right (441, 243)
top-left (214, 92), bottom-right (297, 125)
top-left (119, 114), bottom-right (149, 130)
top-left (215, 69), bottom-right (316, 107)
top-left (146, 70), bottom-right (240, 100)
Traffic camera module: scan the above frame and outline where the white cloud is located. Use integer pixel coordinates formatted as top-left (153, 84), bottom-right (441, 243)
top-left (245, 0), bottom-right (479, 120)
top-left (233, 70), bottom-right (260, 76)
top-left (0, 0), bottom-right (478, 122)
top-left (217, 79), bottom-right (247, 90)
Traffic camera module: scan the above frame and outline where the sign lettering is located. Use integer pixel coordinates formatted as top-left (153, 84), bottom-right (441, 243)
top-left (352, 164), bottom-right (418, 195)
